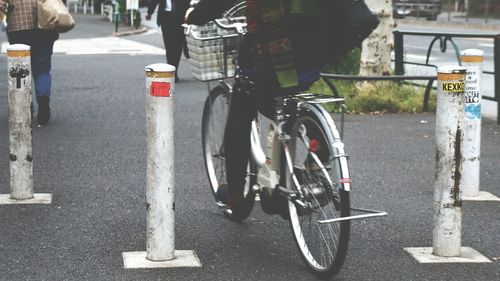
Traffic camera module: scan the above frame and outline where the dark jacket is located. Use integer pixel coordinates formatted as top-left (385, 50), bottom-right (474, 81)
top-left (147, 0), bottom-right (190, 26)
top-left (187, 0), bottom-right (325, 76)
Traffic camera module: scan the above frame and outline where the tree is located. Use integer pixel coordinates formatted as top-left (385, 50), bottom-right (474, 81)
top-left (359, 0), bottom-right (395, 76)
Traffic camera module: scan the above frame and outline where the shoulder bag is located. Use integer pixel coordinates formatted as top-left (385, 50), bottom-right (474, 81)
top-left (37, 0), bottom-right (75, 33)
top-left (317, 0), bottom-right (380, 62)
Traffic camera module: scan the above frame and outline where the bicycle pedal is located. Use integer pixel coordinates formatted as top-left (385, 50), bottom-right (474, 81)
top-left (292, 199), bottom-right (311, 216)
top-left (216, 201), bottom-right (228, 208)
top-left (223, 208), bottom-right (233, 216)
top-left (276, 185), bottom-right (295, 196)
top-left (251, 184), bottom-right (261, 192)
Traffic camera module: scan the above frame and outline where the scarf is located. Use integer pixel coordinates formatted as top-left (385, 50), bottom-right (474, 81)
top-left (246, 0), bottom-right (299, 88)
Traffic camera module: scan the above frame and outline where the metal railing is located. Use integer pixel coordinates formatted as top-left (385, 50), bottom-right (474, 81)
top-left (394, 29), bottom-right (500, 124)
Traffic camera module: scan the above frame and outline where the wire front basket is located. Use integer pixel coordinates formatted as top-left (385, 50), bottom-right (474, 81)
top-left (185, 16), bottom-right (246, 81)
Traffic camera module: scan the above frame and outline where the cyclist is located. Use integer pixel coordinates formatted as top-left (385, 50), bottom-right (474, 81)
top-left (186, 0), bottom-right (326, 220)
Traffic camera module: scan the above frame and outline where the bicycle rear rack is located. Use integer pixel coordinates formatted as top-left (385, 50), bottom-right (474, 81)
top-left (318, 207), bottom-right (387, 224)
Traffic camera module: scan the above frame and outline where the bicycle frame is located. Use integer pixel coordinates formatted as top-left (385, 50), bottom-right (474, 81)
top-left (250, 117), bottom-right (281, 192)
top-left (249, 94), bottom-right (388, 223)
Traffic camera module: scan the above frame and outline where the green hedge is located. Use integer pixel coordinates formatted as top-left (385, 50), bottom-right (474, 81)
top-left (315, 49), bottom-right (436, 114)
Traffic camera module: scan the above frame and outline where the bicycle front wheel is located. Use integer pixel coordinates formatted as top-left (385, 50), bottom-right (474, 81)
top-left (201, 85), bottom-right (256, 221)
top-left (285, 104), bottom-right (351, 278)
top-left (202, 85), bottom-right (231, 202)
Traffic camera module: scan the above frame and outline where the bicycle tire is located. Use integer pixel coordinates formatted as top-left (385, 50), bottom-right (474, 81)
top-left (285, 103), bottom-right (351, 278)
top-left (201, 85), bottom-right (255, 221)
top-left (202, 85), bottom-right (231, 201)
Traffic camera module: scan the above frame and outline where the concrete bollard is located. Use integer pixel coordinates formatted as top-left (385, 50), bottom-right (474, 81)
top-left (433, 66), bottom-right (466, 257)
top-left (121, 64), bottom-right (200, 269)
top-left (460, 49), bottom-right (483, 198)
top-left (404, 64), bottom-right (491, 262)
top-left (0, 45), bottom-right (52, 205)
top-left (145, 63), bottom-right (176, 261)
top-left (7, 44), bottom-right (33, 200)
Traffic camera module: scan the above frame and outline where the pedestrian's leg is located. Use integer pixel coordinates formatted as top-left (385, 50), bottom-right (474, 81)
top-left (172, 22), bottom-right (185, 68)
top-left (161, 15), bottom-right (184, 80)
top-left (31, 39), bottom-right (54, 126)
top-left (160, 22), bottom-right (170, 65)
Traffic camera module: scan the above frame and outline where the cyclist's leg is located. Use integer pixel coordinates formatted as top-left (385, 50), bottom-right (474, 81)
top-left (223, 80), bottom-right (258, 204)
top-left (222, 69), bottom-right (279, 212)
top-left (251, 71), bottom-right (293, 218)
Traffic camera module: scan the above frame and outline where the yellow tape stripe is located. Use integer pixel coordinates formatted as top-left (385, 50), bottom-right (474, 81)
top-left (145, 71), bottom-right (175, 78)
top-left (7, 50), bottom-right (31, 57)
top-left (437, 73), bottom-right (465, 81)
top-left (461, 56), bottom-right (484, 63)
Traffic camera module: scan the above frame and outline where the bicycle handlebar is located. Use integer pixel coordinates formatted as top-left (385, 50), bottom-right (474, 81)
top-left (222, 1), bottom-right (246, 18)
top-left (213, 18), bottom-right (246, 34)
top-left (184, 25), bottom-right (243, 41)
top-left (184, 17), bottom-right (247, 41)
top-left (184, 1), bottom-right (247, 40)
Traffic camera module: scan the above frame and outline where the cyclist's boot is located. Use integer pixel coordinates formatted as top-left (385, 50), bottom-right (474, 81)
top-left (224, 193), bottom-right (254, 222)
top-left (216, 184), bottom-right (250, 222)
top-left (215, 184), bottom-right (230, 205)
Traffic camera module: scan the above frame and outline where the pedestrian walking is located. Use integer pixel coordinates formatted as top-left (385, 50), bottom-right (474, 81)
top-left (0, 0), bottom-right (65, 126)
top-left (146, 0), bottom-right (189, 82)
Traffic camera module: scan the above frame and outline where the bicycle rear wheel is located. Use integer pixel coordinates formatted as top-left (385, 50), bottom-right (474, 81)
top-left (201, 85), bottom-right (255, 220)
top-left (285, 104), bottom-right (351, 278)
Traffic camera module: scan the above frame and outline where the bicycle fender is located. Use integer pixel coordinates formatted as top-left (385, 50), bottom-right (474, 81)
top-left (299, 103), bottom-right (351, 192)
top-left (250, 120), bottom-right (266, 167)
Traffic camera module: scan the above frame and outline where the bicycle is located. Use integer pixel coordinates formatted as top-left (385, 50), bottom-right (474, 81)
top-left (185, 3), bottom-right (386, 278)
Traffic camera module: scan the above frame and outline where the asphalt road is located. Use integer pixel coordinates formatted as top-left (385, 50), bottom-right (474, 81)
top-left (0, 13), bottom-right (499, 281)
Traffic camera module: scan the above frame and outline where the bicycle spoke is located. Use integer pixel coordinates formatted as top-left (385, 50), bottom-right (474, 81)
top-left (301, 186), bottom-right (338, 259)
top-left (300, 209), bottom-right (334, 268)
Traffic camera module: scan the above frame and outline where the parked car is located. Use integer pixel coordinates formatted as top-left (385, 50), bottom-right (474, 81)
top-left (393, 0), bottom-right (442, 21)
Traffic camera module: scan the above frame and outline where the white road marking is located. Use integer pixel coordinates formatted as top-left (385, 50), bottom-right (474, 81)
top-left (404, 45), bottom-right (439, 51)
top-left (139, 28), bottom-right (161, 36)
top-left (404, 54), bottom-right (436, 61)
top-left (478, 43), bottom-right (494, 48)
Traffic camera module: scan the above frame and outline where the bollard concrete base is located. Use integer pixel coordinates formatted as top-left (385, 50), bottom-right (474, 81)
top-left (122, 250), bottom-right (202, 269)
top-left (404, 247), bottom-right (491, 263)
top-left (0, 193), bottom-right (52, 205)
top-left (462, 191), bottom-right (500, 201)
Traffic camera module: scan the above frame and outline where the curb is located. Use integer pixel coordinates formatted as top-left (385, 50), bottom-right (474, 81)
top-left (112, 26), bottom-right (148, 37)
top-left (396, 18), bottom-right (500, 31)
